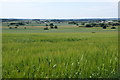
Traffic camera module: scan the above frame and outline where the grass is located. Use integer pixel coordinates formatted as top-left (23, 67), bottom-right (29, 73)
top-left (2, 28), bottom-right (118, 78)
top-left (2, 26), bottom-right (118, 33)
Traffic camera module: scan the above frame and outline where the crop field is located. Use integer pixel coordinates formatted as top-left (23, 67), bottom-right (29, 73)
top-left (2, 26), bottom-right (118, 78)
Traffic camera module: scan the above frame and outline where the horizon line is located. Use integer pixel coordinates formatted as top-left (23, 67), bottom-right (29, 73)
top-left (0, 17), bottom-right (118, 19)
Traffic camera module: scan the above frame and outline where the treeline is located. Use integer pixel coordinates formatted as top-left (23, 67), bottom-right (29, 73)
top-left (68, 21), bottom-right (120, 27)
top-left (1, 19), bottom-right (27, 22)
top-left (1, 18), bottom-right (118, 22)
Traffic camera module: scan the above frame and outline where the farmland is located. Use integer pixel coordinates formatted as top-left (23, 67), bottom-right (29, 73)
top-left (2, 19), bottom-right (119, 78)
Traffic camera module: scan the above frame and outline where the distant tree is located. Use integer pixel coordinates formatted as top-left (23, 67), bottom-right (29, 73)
top-left (18, 23), bottom-right (25, 25)
top-left (9, 27), bottom-right (12, 29)
top-left (15, 27), bottom-right (18, 29)
top-left (91, 23), bottom-right (97, 27)
top-left (112, 23), bottom-right (119, 26)
top-left (103, 26), bottom-right (106, 29)
top-left (95, 24), bottom-right (100, 27)
top-left (16, 24), bottom-right (19, 27)
top-left (10, 23), bottom-right (16, 25)
top-left (44, 27), bottom-right (49, 30)
top-left (85, 24), bottom-right (93, 27)
top-left (76, 23), bottom-right (79, 26)
top-left (24, 27), bottom-right (26, 29)
top-left (14, 24), bottom-right (19, 29)
top-left (26, 22), bottom-right (29, 24)
top-left (98, 23), bottom-right (108, 29)
top-left (92, 32), bottom-right (96, 33)
top-left (9, 22), bottom-right (25, 26)
top-left (46, 24), bottom-right (48, 26)
top-left (68, 21), bottom-right (77, 24)
top-left (81, 22), bottom-right (85, 25)
top-left (111, 27), bottom-right (116, 29)
top-left (108, 22), bottom-right (112, 26)
top-left (54, 25), bottom-right (58, 29)
top-left (118, 20), bottom-right (120, 23)
top-left (49, 23), bottom-right (54, 29)
top-left (99, 23), bottom-right (108, 27)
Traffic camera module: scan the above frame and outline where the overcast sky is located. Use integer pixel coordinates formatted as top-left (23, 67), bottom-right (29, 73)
top-left (0, 0), bottom-right (119, 19)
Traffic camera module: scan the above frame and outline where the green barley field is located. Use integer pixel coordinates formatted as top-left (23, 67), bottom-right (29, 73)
top-left (2, 26), bottom-right (118, 78)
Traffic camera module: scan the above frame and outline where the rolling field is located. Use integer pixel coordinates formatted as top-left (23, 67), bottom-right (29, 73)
top-left (2, 26), bottom-right (118, 78)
